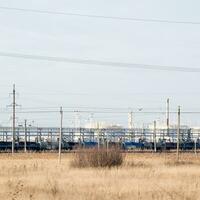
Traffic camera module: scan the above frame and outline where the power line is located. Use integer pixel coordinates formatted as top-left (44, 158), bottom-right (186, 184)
top-left (1, 109), bottom-right (200, 114)
top-left (0, 6), bottom-right (200, 25)
top-left (14, 106), bottom-right (160, 110)
top-left (0, 104), bottom-right (179, 112)
top-left (0, 52), bottom-right (199, 72)
top-left (21, 91), bottom-right (200, 96)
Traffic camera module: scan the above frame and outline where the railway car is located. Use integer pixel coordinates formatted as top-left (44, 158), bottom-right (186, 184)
top-left (122, 142), bottom-right (144, 150)
top-left (0, 141), bottom-right (12, 150)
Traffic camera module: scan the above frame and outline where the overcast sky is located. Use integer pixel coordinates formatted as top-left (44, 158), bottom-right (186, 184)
top-left (0, 0), bottom-right (200, 127)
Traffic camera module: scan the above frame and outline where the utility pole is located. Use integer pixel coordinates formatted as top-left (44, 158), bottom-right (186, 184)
top-left (153, 120), bottom-right (157, 153)
top-left (106, 131), bottom-right (109, 152)
top-left (24, 119), bottom-right (27, 153)
top-left (97, 122), bottom-right (100, 150)
top-left (59, 107), bottom-right (63, 164)
top-left (128, 111), bottom-right (133, 129)
top-left (194, 138), bottom-right (197, 156)
top-left (128, 111), bottom-right (134, 141)
top-left (177, 106), bottom-right (181, 162)
top-left (12, 84), bottom-right (16, 155)
top-left (167, 98), bottom-right (170, 136)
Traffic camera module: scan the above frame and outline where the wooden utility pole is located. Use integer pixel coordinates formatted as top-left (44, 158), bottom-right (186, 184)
top-left (59, 107), bottom-right (63, 164)
top-left (12, 84), bottom-right (16, 155)
top-left (167, 98), bottom-right (170, 136)
top-left (177, 106), bottom-right (181, 161)
top-left (153, 121), bottom-right (157, 153)
top-left (24, 119), bottom-right (27, 153)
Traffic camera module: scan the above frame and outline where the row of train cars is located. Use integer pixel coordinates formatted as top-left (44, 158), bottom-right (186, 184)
top-left (0, 139), bottom-right (200, 152)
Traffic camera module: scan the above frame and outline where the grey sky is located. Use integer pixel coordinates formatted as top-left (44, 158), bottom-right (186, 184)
top-left (0, 0), bottom-right (200, 127)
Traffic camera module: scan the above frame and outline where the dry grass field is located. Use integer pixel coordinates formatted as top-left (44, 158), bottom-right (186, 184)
top-left (0, 152), bottom-right (200, 200)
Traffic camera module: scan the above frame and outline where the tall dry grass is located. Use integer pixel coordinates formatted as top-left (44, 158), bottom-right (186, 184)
top-left (0, 153), bottom-right (200, 199)
top-left (71, 148), bottom-right (124, 168)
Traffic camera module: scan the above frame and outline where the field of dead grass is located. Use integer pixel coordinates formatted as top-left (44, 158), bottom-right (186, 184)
top-left (0, 152), bottom-right (200, 200)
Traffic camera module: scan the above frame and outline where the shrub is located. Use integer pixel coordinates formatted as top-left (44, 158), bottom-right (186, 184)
top-left (71, 148), bottom-right (124, 168)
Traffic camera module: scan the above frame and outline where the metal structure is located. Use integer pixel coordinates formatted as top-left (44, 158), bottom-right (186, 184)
top-left (166, 98), bottom-right (170, 136)
top-left (0, 126), bottom-right (199, 151)
top-left (59, 107), bottom-right (63, 162)
top-left (12, 84), bottom-right (16, 154)
top-left (177, 106), bottom-right (181, 160)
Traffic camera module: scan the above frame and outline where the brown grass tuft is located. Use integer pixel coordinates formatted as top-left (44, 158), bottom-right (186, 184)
top-left (126, 160), bottom-right (150, 168)
top-left (165, 160), bottom-right (197, 166)
top-left (71, 148), bottom-right (124, 168)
